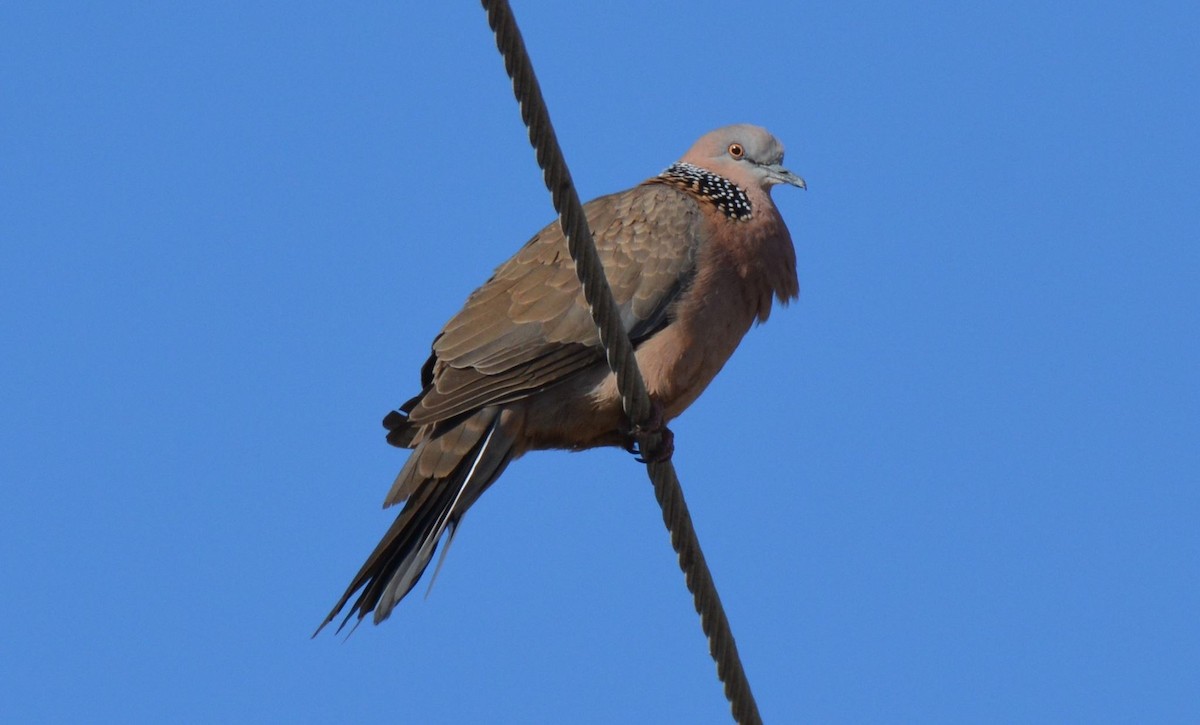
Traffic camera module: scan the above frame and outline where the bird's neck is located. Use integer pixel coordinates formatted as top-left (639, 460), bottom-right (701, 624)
top-left (652, 163), bottom-right (753, 221)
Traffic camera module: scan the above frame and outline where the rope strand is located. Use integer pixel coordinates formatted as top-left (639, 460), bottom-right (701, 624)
top-left (480, 2), bottom-right (762, 722)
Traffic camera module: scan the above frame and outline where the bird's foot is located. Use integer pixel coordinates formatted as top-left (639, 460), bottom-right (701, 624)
top-left (622, 399), bottom-right (675, 464)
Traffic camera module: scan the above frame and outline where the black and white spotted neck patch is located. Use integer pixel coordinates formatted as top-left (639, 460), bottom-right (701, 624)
top-left (655, 162), bottom-right (752, 221)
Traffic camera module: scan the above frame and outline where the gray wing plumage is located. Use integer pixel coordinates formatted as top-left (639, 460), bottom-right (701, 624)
top-left (400, 182), bottom-right (705, 427)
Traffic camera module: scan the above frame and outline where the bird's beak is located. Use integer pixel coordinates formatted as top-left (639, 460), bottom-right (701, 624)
top-left (764, 163), bottom-right (807, 190)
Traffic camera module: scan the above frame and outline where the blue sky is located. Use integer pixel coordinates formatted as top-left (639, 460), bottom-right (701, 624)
top-left (2, 2), bottom-right (1197, 722)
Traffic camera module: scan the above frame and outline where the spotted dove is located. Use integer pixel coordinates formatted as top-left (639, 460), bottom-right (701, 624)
top-left (318, 124), bottom-right (805, 633)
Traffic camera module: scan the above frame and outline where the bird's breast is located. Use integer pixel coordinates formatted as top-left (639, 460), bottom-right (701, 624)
top-left (634, 248), bottom-right (763, 420)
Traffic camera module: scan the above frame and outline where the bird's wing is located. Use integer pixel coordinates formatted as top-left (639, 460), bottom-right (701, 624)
top-left (404, 182), bottom-right (703, 424)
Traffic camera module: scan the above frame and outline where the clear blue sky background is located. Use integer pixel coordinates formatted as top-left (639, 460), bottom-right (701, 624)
top-left (2, 2), bottom-right (1197, 723)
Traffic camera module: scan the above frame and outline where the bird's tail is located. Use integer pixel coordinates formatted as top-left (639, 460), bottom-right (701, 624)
top-left (315, 406), bottom-right (515, 635)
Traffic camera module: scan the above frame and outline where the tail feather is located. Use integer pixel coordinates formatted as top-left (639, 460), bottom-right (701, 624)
top-left (315, 407), bottom-right (514, 636)
top-left (377, 418), bottom-right (502, 611)
top-left (383, 409), bottom-right (418, 448)
top-left (383, 408), bottom-right (494, 508)
top-left (382, 390), bottom-right (424, 448)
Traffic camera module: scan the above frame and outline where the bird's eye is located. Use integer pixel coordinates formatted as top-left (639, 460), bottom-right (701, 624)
top-left (727, 143), bottom-right (745, 159)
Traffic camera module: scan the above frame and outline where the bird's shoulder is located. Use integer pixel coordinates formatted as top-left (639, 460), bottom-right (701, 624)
top-left (441, 181), bottom-right (708, 352)
top-left (500, 181), bottom-right (706, 273)
top-left (403, 182), bottom-right (710, 424)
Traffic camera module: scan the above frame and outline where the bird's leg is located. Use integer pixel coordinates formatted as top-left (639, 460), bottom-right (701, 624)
top-left (621, 398), bottom-right (675, 463)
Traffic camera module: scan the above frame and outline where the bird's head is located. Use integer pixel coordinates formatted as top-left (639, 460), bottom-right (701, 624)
top-left (680, 124), bottom-right (806, 194)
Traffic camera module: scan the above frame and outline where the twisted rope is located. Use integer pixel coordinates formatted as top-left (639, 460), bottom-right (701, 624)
top-left (480, 2), bottom-right (762, 722)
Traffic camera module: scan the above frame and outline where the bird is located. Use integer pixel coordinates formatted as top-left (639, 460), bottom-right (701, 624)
top-left (316, 124), bottom-right (805, 635)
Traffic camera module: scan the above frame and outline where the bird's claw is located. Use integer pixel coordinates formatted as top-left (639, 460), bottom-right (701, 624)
top-left (633, 427), bottom-right (674, 463)
top-left (622, 399), bottom-right (675, 463)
